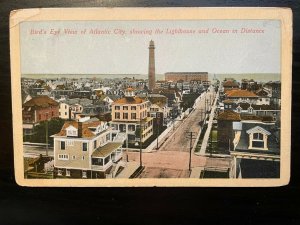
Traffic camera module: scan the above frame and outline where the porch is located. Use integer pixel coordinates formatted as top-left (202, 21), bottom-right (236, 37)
top-left (91, 142), bottom-right (123, 171)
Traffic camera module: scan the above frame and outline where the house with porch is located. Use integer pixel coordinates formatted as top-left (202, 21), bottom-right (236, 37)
top-left (110, 93), bottom-right (153, 145)
top-left (52, 117), bottom-right (125, 178)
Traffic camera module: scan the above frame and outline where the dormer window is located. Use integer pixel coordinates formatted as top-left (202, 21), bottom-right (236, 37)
top-left (246, 126), bottom-right (271, 150)
top-left (66, 125), bottom-right (78, 137)
top-left (248, 107), bottom-right (253, 114)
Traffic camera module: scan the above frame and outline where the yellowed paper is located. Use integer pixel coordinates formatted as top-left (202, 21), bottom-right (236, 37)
top-left (10, 7), bottom-right (292, 187)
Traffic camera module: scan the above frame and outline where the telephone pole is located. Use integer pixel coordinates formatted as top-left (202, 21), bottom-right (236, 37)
top-left (185, 131), bottom-right (196, 171)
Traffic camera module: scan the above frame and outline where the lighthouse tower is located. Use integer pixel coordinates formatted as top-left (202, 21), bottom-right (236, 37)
top-left (148, 40), bottom-right (156, 91)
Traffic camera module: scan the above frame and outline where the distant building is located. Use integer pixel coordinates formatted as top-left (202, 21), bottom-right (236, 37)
top-left (59, 98), bottom-right (92, 120)
top-left (225, 89), bottom-right (259, 105)
top-left (165, 72), bottom-right (208, 83)
top-left (263, 81), bottom-right (281, 109)
top-left (53, 117), bottom-right (125, 178)
top-left (222, 79), bottom-right (239, 92)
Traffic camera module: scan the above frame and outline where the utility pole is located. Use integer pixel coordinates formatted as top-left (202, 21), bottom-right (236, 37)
top-left (185, 131), bottom-right (196, 171)
top-left (156, 116), bottom-right (160, 150)
top-left (139, 118), bottom-right (143, 167)
top-left (45, 119), bottom-right (48, 156)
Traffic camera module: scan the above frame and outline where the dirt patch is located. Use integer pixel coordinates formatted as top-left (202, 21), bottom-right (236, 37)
top-left (139, 167), bottom-right (190, 178)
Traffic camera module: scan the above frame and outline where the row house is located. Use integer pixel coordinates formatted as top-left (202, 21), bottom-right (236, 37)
top-left (110, 95), bottom-right (153, 145)
top-left (53, 117), bottom-right (125, 178)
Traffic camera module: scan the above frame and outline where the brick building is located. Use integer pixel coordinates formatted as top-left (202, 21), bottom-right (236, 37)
top-left (22, 96), bottom-right (59, 137)
top-left (165, 72), bottom-right (208, 82)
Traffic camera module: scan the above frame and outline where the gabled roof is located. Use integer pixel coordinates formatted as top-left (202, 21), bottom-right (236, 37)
top-left (246, 126), bottom-right (271, 135)
top-left (54, 119), bottom-right (104, 138)
top-left (23, 95), bottom-right (59, 108)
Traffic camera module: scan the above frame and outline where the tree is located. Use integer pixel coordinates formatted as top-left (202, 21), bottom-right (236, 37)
top-left (31, 118), bottom-right (66, 145)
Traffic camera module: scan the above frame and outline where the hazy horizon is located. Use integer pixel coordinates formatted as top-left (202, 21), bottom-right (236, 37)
top-left (21, 20), bottom-right (280, 75)
top-left (21, 73), bottom-right (280, 82)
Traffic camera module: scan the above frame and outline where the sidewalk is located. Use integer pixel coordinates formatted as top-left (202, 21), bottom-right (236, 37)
top-left (198, 90), bottom-right (219, 155)
top-left (115, 161), bottom-right (140, 178)
top-left (189, 167), bottom-right (204, 178)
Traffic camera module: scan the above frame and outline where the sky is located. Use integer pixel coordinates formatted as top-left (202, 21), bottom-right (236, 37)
top-left (20, 20), bottom-right (280, 74)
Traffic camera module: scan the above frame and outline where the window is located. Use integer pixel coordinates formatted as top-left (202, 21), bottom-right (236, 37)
top-left (94, 140), bottom-right (97, 149)
top-left (72, 155), bottom-right (76, 160)
top-left (82, 156), bottom-right (85, 160)
top-left (106, 134), bottom-right (110, 141)
top-left (123, 106), bottom-right (128, 110)
top-left (65, 112), bottom-right (67, 116)
top-left (82, 171), bottom-right (87, 178)
top-left (58, 154), bottom-right (69, 160)
top-left (123, 113), bottom-right (128, 119)
top-left (92, 158), bottom-right (103, 166)
top-left (131, 106), bottom-right (136, 110)
top-left (131, 113), bottom-right (136, 119)
top-left (66, 128), bottom-right (77, 137)
top-left (52, 111), bottom-right (54, 117)
top-left (115, 112), bottom-right (120, 119)
top-left (61, 141), bottom-right (65, 150)
top-left (65, 105), bottom-right (67, 109)
top-left (128, 125), bottom-right (135, 132)
top-left (115, 106), bottom-right (120, 110)
top-left (104, 156), bottom-right (110, 165)
top-left (82, 143), bottom-right (88, 151)
top-left (39, 114), bottom-right (42, 120)
top-left (66, 169), bottom-right (70, 177)
top-left (253, 133), bottom-right (263, 140)
top-left (252, 133), bottom-right (264, 148)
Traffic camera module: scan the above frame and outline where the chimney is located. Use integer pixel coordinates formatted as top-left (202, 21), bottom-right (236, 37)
top-left (78, 122), bottom-right (83, 138)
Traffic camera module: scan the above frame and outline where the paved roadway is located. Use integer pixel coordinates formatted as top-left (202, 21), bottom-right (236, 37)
top-left (159, 87), bottom-right (216, 152)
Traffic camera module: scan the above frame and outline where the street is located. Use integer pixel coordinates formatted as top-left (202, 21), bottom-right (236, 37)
top-left (123, 87), bottom-right (218, 177)
top-left (159, 87), bottom-right (215, 152)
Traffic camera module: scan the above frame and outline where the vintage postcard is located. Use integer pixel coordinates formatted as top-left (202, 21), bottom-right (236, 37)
top-left (10, 8), bottom-right (292, 187)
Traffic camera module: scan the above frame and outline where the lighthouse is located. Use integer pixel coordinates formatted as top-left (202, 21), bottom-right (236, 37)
top-left (148, 40), bottom-right (156, 91)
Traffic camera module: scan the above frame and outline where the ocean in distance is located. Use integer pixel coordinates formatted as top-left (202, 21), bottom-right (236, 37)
top-left (22, 73), bottom-right (280, 82)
